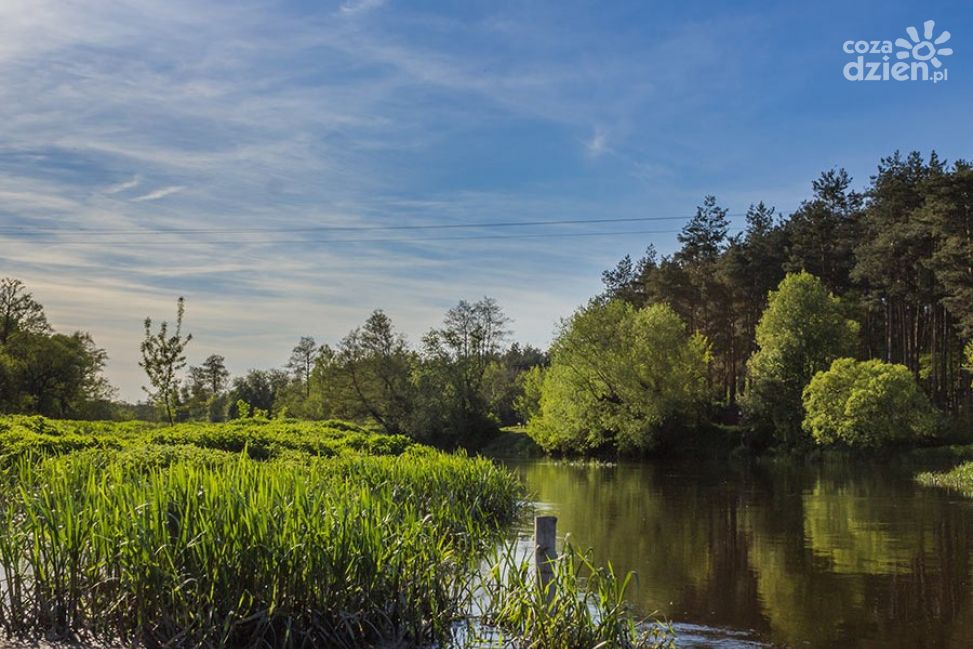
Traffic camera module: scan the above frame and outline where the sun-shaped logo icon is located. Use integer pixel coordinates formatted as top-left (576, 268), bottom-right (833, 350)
top-left (896, 20), bottom-right (953, 68)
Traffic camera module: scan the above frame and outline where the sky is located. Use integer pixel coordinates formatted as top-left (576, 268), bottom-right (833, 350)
top-left (1, 0), bottom-right (971, 401)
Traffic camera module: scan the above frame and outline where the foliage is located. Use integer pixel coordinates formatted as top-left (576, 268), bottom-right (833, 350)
top-left (528, 301), bottom-right (710, 454)
top-left (415, 297), bottom-right (511, 447)
top-left (333, 310), bottom-right (416, 434)
top-left (513, 364), bottom-right (545, 424)
top-left (0, 416), bottom-right (657, 649)
top-left (139, 297), bottom-right (192, 424)
top-left (802, 358), bottom-right (936, 447)
top-left (0, 280), bottom-right (112, 419)
top-left (601, 153), bottom-right (973, 418)
top-left (227, 368), bottom-right (290, 418)
top-left (741, 272), bottom-right (859, 445)
top-left (0, 277), bottom-right (50, 344)
top-left (0, 415), bottom-right (411, 464)
top-left (0, 436), bottom-right (522, 647)
top-left (917, 461), bottom-right (973, 494)
top-left (180, 354), bottom-right (231, 421)
top-left (474, 543), bottom-right (674, 649)
top-left (965, 340), bottom-right (973, 387)
top-left (286, 336), bottom-right (319, 397)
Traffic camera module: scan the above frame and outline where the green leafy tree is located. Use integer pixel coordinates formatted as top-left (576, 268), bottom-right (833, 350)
top-left (528, 300), bottom-right (710, 454)
top-left (181, 354), bottom-right (231, 421)
top-left (480, 344), bottom-right (547, 426)
top-left (803, 358), bottom-right (936, 447)
top-left (417, 297), bottom-right (510, 446)
top-left (742, 272), bottom-right (859, 444)
top-left (513, 365), bottom-right (545, 424)
top-left (2, 331), bottom-right (112, 417)
top-left (228, 369), bottom-right (290, 418)
top-left (334, 310), bottom-right (415, 434)
top-left (0, 279), bottom-right (112, 418)
top-left (0, 277), bottom-right (50, 345)
top-left (140, 297), bottom-right (192, 424)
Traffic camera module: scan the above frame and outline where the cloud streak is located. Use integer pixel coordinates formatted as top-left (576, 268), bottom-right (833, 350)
top-left (0, 0), bottom-right (903, 401)
top-left (132, 185), bottom-right (185, 202)
top-left (104, 176), bottom-right (141, 194)
top-left (339, 0), bottom-right (387, 16)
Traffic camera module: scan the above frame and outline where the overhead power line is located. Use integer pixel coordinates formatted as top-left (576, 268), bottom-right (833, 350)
top-left (1, 227), bottom-right (746, 247)
top-left (0, 213), bottom-right (745, 237)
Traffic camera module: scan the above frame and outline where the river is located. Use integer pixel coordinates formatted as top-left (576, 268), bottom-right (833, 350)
top-left (504, 458), bottom-right (973, 649)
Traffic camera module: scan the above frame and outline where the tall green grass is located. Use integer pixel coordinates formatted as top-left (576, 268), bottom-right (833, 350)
top-left (0, 416), bottom-right (672, 648)
top-left (0, 449), bottom-right (522, 647)
top-left (917, 460), bottom-right (973, 494)
top-left (469, 543), bottom-right (674, 649)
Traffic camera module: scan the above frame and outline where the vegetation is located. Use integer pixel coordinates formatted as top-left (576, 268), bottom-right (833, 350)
top-left (597, 153), bottom-right (973, 451)
top-left (475, 544), bottom-right (674, 649)
top-left (741, 272), bottom-right (859, 445)
top-left (0, 416), bottom-right (667, 648)
top-left (0, 415), bottom-right (411, 463)
top-left (917, 461), bottom-right (973, 494)
top-left (139, 296), bottom-right (192, 424)
top-left (2, 150), bottom-right (972, 456)
top-left (803, 358), bottom-right (936, 448)
top-left (0, 278), bottom-right (113, 418)
top-left (0, 446), bottom-right (517, 646)
top-left (528, 301), bottom-right (710, 454)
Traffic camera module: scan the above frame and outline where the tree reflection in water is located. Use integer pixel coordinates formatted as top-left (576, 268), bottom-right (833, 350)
top-left (509, 459), bottom-right (973, 649)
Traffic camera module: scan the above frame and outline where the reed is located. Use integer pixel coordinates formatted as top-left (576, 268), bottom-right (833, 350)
top-left (471, 542), bottom-right (675, 649)
top-left (0, 448), bottom-right (521, 647)
top-left (0, 416), bottom-right (671, 648)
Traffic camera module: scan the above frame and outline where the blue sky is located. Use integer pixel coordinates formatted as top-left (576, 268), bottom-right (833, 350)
top-left (1, 0), bottom-right (971, 400)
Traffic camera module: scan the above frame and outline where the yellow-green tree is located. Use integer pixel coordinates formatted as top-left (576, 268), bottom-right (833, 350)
top-left (528, 300), bottom-right (710, 454)
top-left (742, 272), bottom-right (858, 445)
top-left (803, 358), bottom-right (935, 447)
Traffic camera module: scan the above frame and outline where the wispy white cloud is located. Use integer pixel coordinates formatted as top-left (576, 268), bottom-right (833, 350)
top-left (104, 176), bottom-right (140, 194)
top-left (131, 185), bottom-right (185, 202)
top-left (339, 0), bottom-right (387, 16)
top-left (0, 0), bottom-right (763, 400)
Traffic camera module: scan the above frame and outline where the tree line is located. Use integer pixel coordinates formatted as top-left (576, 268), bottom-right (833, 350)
top-left (2, 149), bottom-right (970, 453)
top-left (603, 152), bottom-right (973, 413)
top-left (136, 295), bottom-right (546, 448)
top-left (585, 150), bottom-right (973, 451)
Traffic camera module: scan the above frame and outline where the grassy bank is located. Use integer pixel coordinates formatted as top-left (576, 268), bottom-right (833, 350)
top-left (916, 461), bottom-right (973, 495)
top-left (0, 416), bottom-right (671, 648)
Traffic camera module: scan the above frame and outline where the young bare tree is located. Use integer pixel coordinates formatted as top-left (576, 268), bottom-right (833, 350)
top-left (140, 297), bottom-right (192, 424)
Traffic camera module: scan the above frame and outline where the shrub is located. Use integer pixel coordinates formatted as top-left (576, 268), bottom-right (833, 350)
top-left (802, 358), bottom-right (936, 447)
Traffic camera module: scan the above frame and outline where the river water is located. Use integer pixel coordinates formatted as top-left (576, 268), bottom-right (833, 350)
top-left (504, 458), bottom-right (973, 649)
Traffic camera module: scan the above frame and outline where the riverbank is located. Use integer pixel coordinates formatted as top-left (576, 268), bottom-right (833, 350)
top-left (917, 460), bottom-right (973, 494)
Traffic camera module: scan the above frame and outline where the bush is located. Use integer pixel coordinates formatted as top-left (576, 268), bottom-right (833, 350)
top-left (802, 358), bottom-right (936, 447)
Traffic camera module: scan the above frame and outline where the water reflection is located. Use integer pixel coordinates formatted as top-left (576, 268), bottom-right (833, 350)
top-left (507, 459), bottom-right (973, 649)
